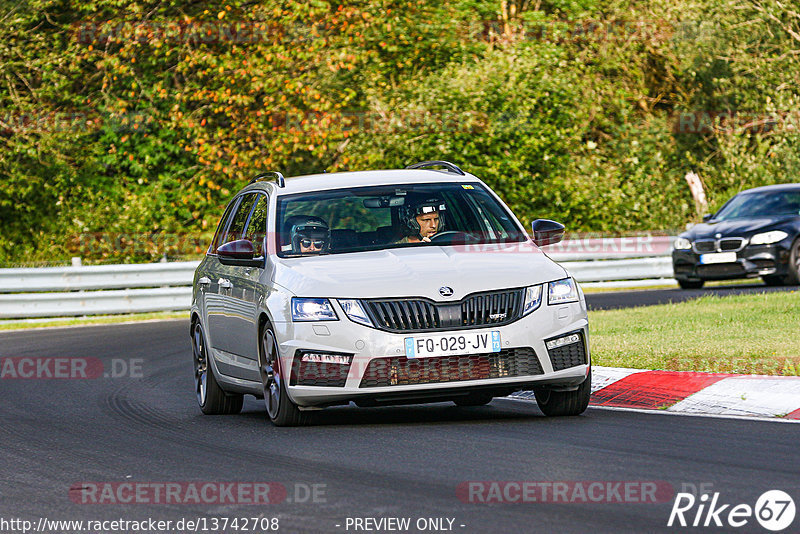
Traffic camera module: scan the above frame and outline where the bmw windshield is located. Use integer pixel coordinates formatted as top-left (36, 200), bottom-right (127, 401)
top-left (276, 183), bottom-right (528, 257)
top-left (713, 191), bottom-right (800, 221)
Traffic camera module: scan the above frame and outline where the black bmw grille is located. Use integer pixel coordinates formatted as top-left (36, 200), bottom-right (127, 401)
top-left (359, 348), bottom-right (543, 388)
top-left (719, 238), bottom-right (745, 251)
top-left (548, 335), bottom-right (588, 371)
top-left (362, 289), bottom-right (525, 333)
top-left (693, 240), bottom-right (716, 253)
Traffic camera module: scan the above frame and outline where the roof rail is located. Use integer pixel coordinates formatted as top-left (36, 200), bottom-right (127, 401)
top-left (405, 160), bottom-right (465, 176)
top-left (250, 171), bottom-right (286, 188)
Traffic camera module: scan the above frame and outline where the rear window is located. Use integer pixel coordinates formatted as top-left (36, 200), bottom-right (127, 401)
top-left (275, 182), bottom-right (526, 257)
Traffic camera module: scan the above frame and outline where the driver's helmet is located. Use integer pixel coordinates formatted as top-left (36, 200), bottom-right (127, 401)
top-left (283, 215), bottom-right (330, 253)
top-left (399, 196), bottom-right (446, 238)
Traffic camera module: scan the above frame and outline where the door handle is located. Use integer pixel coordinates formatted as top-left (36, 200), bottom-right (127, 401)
top-left (218, 278), bottom-right (232, 289)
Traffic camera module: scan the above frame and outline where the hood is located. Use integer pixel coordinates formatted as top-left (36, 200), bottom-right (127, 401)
top-left (272, 242), bottom-right (567, 299)
top-left (684, 216), bottom-right (797, 239)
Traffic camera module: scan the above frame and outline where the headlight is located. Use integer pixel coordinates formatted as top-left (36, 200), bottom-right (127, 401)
top-left (337, 299), bottom-right (374, 327)
top-left (548, 278), bottom-right (580, 305)
top-left (749, 230), bottom-right (788, 245)
top-left (673, 237), bottom-right (692, 250)
top-left (522, 285), bottom-right (543, 316)
top-left (291, 298), bottom-right (338, 321)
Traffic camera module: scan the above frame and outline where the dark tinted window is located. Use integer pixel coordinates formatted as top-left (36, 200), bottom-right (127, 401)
top-left (714, 191), bottom-right (800, 220)
top-left (275, 182), bottom-right (526, 257)
top-left (221, 193), bottom-right (258, 245)
top-left (244, 194), bottom-right (269, 256)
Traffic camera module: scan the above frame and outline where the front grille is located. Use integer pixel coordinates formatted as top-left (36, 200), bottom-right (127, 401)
top-left (290, 355), bottom-right (351, 387)
top-left (673, 263), bottom-right (693, 274)
top-left (719, 238), bottom-right (746, 251)
top-left (693, 237), bottom-right (746, 253)
top-left (693, 240), bottom-right (716, 253)
top-left (697, 263), bottom-right (744, 277)
top-left (362, 289), bottom-right (525, 333)
top-left (359, 348), bottom-right (542, 388)
top-left (548, 335), bottom-right (588, 371)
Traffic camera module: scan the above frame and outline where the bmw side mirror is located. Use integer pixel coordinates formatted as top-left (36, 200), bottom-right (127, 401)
top-left (702, 214), bottom-right (713, 222)
top-left (218, 239), bottom-right (264, 267)
top-left (531, 219), bottom-right (565, 246)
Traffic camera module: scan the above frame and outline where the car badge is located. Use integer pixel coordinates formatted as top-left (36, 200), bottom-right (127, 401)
top-left (439, 286), bottom-right (454, 297)
top-left (715, 233), bottom-right (722, 238)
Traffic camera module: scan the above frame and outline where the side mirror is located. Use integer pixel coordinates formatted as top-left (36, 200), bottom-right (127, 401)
top-left (531, 219), bottom-right (565, 246)
top-left (702, 214), bottom-right (713, 222)
top-left (217, 239), bottom-right (264, 267)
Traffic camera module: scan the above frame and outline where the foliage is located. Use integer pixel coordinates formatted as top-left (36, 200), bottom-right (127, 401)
top-left (1, 0), bottom-right (798, 263)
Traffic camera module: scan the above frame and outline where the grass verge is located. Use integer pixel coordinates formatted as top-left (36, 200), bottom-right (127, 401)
top-left (589, 290), bottom-right (800, 375)
top-left (0, 311), bottom-right (189, 331)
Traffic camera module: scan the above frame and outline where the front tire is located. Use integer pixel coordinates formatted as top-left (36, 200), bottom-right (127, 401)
top-left (677, 279), bottom-right (704, 289)
top-left (260, 326), bottom-right (309, 426)
top-left (534, 370), bottom-right (592, 416)
top-left (192, 321), bottom-right (243, 415)
top-left (785, 239), bottom-right (800, 285)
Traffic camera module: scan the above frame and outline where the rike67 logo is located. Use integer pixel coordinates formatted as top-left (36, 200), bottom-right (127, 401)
top-left (668, 490), bottom-right (795, 531)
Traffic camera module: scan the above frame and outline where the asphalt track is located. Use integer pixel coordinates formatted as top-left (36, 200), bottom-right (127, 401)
top-left (1, 317), bottom-right (798, 534)
top-left (585, 282), bottom-right (797, 310)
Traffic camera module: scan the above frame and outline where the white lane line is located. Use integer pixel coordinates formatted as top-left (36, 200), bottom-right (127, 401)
top-left (667, 376), bottom-right (800, 417)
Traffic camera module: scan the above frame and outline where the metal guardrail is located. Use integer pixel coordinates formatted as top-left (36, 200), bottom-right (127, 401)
top-left (0, 237), bottom-right (677, 319)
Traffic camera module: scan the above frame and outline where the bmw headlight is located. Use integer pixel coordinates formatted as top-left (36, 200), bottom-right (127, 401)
top-left (673, 237), bottom-right (692, 250)
top-left (548, 277), bottom-right (580, 305)
top-left (337, 299), bottom-right (374, 327)
top-left (522, 285), bottom-right (543, 316)
top-left (749, 230), bottom-right (788, 245)
top-left (291, 298), bottom-right (338, 321)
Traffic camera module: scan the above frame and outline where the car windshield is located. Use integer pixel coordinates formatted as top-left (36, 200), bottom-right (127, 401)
top-left (275, 182), bottom-right (527, 257)
top-left (713, 190), bottom-right (800, 221)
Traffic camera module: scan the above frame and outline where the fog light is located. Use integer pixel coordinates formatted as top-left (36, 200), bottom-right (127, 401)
top-left (546, 333), bottom-right (581, 351)
top-left (299, 353), bottom-right (352, 365)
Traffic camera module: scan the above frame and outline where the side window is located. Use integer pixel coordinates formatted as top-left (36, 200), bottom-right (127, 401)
top-left (210, 199), bottom-right (240, 254)
top-left (244, 194), bottom-right (269, 257)
top-left (221, 193), bottom-right (258, 245)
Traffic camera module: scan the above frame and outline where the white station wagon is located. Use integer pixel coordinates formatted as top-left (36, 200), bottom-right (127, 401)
top-left (191, 161), bottom-right (591, 425)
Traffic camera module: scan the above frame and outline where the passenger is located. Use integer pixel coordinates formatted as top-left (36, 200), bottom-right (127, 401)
top-left (282, 215), bottom-right (330, 254)
top-left (397, 197), bottom-right (446, 244)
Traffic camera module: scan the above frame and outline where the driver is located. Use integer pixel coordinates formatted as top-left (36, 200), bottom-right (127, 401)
top-left (397, 196), bottom-right (446, 244)
top-left (282, 215), bottom-right (330, 254)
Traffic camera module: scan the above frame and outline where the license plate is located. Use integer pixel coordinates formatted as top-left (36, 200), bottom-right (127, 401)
top-left (699, 252), bottom-right (737, 264)
top-left (404, 331), bottom-right (501, 358)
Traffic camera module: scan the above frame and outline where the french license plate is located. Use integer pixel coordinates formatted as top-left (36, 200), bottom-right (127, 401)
top-left (404, 331), bottom-right (501, 358)
top-left (699, 252), bottom-right (737, 264)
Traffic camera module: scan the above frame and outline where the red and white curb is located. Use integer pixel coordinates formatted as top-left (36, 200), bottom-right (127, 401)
top-left (511, 366), bottom-right (800, 420)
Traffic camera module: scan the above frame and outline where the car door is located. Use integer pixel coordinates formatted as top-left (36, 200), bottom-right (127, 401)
top-left (224, 192), bottom-right (269, 366)
top-left (208, 192), bottom-right (258, 379)
top-left (201, 196), bottom-right (240, 355)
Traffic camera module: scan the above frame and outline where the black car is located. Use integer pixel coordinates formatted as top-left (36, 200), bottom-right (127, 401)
top-left (672, 183), bottom-right (800, 289)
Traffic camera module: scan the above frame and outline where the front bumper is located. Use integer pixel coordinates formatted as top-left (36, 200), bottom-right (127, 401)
top-left (672, 242), bottom-right (793, 281)
top-left (272, 299), bottom-right (590, 406)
